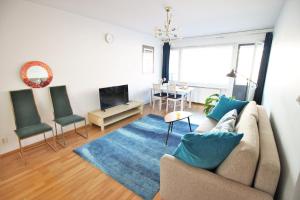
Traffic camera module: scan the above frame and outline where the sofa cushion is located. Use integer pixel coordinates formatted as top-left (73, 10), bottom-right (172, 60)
top-left (216, 103), bottom-right (259, 186)
top-left (173, 132), bottom-right (243, 169)
top-left (236, 101), bottom-right (258, 125)
top-left (207, 95), bottom-right (248, 121)
top-left (160, 154), bottom-right (273, 200)
top-left (195, 117), bottom-right (217, 133)
top-left (254, 106), bottom-right (280, 196)
top-left (211, 109), bottom-right (237, 132)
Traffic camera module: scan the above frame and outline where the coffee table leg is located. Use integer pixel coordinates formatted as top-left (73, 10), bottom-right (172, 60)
top-left (187, 117), bottom-right (192, 132)
top-left (165, 122), bottom-right (173, 145)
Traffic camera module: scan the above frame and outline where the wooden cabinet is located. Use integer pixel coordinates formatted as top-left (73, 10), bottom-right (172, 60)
top-left (88, 101), bottom-right (143, 130)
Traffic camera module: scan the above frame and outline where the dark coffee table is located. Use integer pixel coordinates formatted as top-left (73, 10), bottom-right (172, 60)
top-left (164, 111), bottom-right (192, 145)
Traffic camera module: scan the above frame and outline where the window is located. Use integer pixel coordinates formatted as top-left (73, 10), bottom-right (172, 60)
top-left (169, 49), bottom-right (180, 81)
top-left (235, 43), bottom-right (264, 85)
top-left (169, 45), bottom-right (234, 86)
top-left (169, 42), bottom-right (264, 90)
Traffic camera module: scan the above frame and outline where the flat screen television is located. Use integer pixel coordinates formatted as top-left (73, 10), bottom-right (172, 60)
top-left (99, 84), bottom-right (129, 110)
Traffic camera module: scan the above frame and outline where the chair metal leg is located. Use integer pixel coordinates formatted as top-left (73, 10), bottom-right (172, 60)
top-left (17, 138), bottom-right (27, 164)
top-left (43, 131), bottom-right (57, 151)
top-left (43, 133), bottom-right (47, 143)
top-left (74, 120), bottom-right (88, 139)
top-left (61, 126), bottom-right (66, 146)
top-left (55, 123), bottom-right (67, 148)
top-left (18, 138), bottom-right (23, 159)
top-left (51, 129), bottom-right (57, 150)
top-left (54, 122), bottom-right (58, 137)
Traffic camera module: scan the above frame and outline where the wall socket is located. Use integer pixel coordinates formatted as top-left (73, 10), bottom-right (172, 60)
top-left (1, 137), bottom-right (8, 145)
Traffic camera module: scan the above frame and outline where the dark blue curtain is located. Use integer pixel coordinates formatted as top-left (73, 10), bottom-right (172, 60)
top-left (162, 42), bottom-right (170, 83)
top-left (254, 32), bottom-right (273, 105)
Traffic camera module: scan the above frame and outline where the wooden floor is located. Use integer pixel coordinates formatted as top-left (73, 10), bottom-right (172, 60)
top-left (0, 103), bottom-right (204, 200)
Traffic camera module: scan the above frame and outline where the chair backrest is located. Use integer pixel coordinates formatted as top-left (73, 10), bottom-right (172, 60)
top-left (10, 89), bottom-right (41, 129)
top-left (50, 86), bottom-right (73, 119)
top-left (153, 84), bottom-right (162, 95)
top-left (167, 83), bottom-right (177, 93)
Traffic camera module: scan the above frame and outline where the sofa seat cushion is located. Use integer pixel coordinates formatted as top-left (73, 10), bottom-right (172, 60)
top-left (173, 132), bottom-right (243, 169)
top-left (216, 103), bottom-right (260, 186)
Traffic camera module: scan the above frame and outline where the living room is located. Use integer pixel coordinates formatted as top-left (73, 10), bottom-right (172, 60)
top-left (0, 0), bottom-right (299, 200)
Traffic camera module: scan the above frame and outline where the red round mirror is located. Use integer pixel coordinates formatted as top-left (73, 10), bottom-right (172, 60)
top-left (20, 61), bottom-right (53, 88)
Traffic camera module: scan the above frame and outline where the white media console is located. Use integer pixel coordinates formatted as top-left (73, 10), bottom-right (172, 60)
top-left (88, 101), bottom-right (143, 130)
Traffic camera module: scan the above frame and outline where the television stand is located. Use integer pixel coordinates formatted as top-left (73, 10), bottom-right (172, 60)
top-left (88, 101), bottom-right (143, 130)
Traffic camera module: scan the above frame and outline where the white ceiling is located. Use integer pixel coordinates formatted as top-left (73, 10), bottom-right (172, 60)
top-left (27, 0), bottom-right (285, 38)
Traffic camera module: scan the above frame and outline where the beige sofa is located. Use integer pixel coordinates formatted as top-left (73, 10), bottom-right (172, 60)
top-left (160, 101), bottom-right (280, 200)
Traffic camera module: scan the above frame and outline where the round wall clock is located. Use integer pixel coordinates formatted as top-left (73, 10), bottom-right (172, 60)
top-left (105, 33), bottom-right (114, 44)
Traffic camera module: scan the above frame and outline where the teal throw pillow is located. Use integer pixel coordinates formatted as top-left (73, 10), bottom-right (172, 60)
top-left (173, 132), bottom-right (243, 169)
top-left (207, 95), bottom-right (248, 121)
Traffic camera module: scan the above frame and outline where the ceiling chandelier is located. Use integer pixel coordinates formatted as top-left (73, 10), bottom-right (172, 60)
top-left (155, 6), bottom-right (179, 43)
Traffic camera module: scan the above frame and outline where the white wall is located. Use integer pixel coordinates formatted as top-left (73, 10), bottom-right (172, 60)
top-left (0, 0), bottom-right (162, 154)
top-left (262, 0), bottom-right (300, 199)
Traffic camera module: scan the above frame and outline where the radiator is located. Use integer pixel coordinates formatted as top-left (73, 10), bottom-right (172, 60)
top-left (190, 87), bottom-right (226, 104)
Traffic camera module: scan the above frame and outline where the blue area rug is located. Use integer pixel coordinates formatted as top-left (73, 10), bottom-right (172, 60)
top-left (74, 114), bottom-right (197, 200)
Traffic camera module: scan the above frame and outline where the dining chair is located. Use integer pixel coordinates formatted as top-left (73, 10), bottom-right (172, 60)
top-left (152, 83), bottom-right (167, 111)
top-left (177, 82), bottom-right (189, 108)
top-left (166, 83), bottom-right (184, 112)
top-left (10, 89), bottom-right (57, 159)
top-left (49, 86), bottom-right (88, 147)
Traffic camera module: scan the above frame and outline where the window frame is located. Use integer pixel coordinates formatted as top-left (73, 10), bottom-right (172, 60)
top-left (169, 41), bottom-right (264, 89)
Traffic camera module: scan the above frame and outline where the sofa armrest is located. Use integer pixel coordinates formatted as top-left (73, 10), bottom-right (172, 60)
top-left (160, 154), bottom-right (272, 200)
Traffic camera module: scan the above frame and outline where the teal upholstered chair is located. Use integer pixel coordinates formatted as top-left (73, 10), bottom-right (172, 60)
top-left (50, 86), bottom-right (88, 147)
top-left (10, 89), bottom-right (57, 158)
